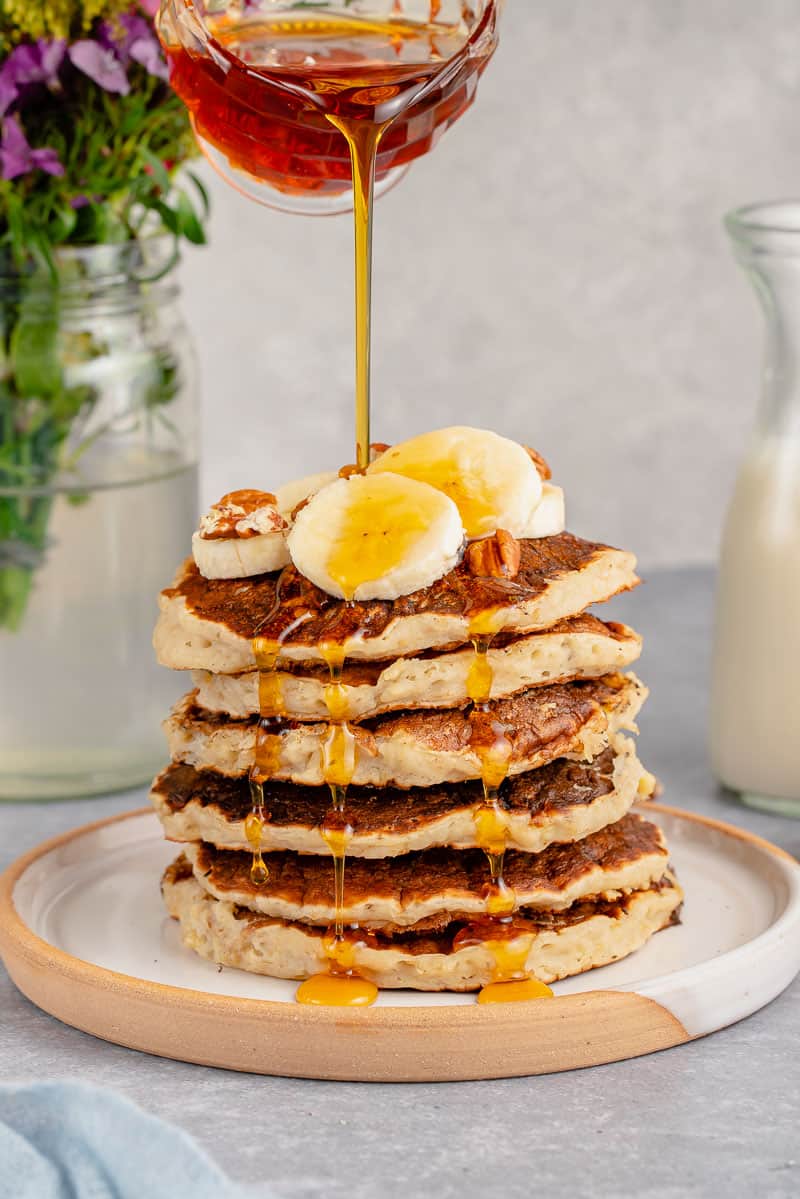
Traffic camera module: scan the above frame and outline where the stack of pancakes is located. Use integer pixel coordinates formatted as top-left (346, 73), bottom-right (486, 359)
top-left (152, 529), bottom-right (682, 994)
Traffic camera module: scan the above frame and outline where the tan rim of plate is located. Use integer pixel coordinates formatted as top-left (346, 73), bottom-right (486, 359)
top-left (0, 803), bottom-right (792, 1082)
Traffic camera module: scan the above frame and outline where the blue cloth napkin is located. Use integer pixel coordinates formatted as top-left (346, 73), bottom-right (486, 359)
top-left (0, 1081), bottom-right (250, 1199)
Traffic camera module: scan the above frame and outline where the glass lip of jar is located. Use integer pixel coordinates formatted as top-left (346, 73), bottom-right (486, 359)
top-left (725, 200), bottom-right (800, 258)
top-left (0, 234), bottom-right (181, 295)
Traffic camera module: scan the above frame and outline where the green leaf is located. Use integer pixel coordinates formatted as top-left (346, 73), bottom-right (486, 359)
top-left (151, 199), bottom-right (182, 236)
top-left (187, 171), bottom-right (212, 220)
top-left (139, 147), bottom-right (171, 193)
top-left (177, 190), bottom-right (207, 245)
top-left (9, 312), bottom-right (61, 398)
top-left (47, 202), bottom-right (78, 243)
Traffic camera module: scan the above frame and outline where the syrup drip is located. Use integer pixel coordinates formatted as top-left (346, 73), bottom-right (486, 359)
top-left (466, 613), bottom-right (515, 917)
top-left (464, 613), bottom-right (552, 1001)
top-left (296, 642), bottom-right (377, 1007)
top-left (454, 920), bottom-right (555, 1005)
top-left (245, 787), bottom-right (269, 886)
top-left (296, 928), bottom-right (378, 1006)
top-left (247, 636), bottom-right (286, 885)
top-left (246, 570), bottom-right (316, 884)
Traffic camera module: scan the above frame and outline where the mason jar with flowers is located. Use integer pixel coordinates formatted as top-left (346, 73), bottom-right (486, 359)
top-left (0, 0), bottom-right (209, 799)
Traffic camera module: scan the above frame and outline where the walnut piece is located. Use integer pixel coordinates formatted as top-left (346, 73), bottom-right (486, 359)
top-left (524, 446), bottom-right (552, 481)
top-left (466, 529), bottom-right (521, 579)
top-left (199, 489), bottom-right (282, 540)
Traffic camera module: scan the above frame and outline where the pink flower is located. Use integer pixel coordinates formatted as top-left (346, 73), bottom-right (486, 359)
top-left (139, 0), bottom-right (161, 14)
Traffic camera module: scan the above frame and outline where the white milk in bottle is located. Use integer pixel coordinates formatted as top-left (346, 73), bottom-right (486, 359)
top-left (710, 202), bottom-right (800, 815)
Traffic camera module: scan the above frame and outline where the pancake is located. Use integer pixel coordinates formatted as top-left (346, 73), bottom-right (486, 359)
top-left (163, 857), bottom-right (681, 990)
top-left (163, 673), bottom-right (646, 787)
top-left (182, 812), bottom-right (668, 928)
top-left (152, 736), bottom-right (649, 858)
top-left (154, 532), bottom-right (638, 671)
top-left (191, 616), bottom-right (642, 721)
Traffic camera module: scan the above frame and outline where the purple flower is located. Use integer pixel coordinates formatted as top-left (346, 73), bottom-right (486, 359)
top-left (68, 41), bottom-right (130, 95)
top-left (0, 39), bottom-right (66, 116)
top-left (0, 76), bottom-right (17, 119)
top-left (129, 36), bottom-right (169, 81)
top-left (102, 14), bottom-right (169, 81)
top-left (1, 116), bottom-right (63, 181)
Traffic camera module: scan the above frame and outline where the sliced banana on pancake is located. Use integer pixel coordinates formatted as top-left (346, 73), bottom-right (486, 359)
top-left (192, 490), bottom-right (290, 580)
top-left (287, 472), bottom-right (465, 601)
top-left (368, 426), bottom-right (544, 540)
top-left (524, 483), bottom-right (565, 538)
top-left (274, 470), bottom-right (338, 519)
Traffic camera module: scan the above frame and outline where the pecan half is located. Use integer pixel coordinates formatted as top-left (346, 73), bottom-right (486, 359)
top-left (466, 529), bottom-right (521, 579)
top-left (218, 488), bottom-right (277, 509)
top-left (338, 463), bottom-right (362, 479)
top-left (525, 446), bottom-right (552, 481)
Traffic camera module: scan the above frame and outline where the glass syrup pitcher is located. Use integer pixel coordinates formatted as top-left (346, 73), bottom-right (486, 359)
top-left (710, 201), bottom-right (800, 817)
top-left (156, 0), bottom-right (500, 217)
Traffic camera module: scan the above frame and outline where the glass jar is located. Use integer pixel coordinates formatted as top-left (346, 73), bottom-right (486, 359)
top-left (0, 239), bottom-right (198, 800)
top-left (710, 201), bottom-right (800, 817)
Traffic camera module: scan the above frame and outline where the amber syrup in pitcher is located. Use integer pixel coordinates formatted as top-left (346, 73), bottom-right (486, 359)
top-left (163, 4), bottom-right (498, 204)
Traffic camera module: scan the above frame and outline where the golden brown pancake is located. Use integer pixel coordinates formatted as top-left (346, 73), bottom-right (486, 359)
top-left (152, 736), bottom-right (649, 857)
top-left (182, 812), bottom-right (668, 928)
top-left (163, 673), bottom-right (646, 787)
top-left (163, 857), bottom-right (682, 990)
top-left (190, 616), bottom-right (642, 721)
top-left (154, 532), bottom-right (638, 670)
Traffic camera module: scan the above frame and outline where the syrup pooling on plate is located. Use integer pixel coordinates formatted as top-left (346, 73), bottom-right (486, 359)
top-left (296, 641), bottom-right (377, 1007)
top-left (477, 979), bottom-right (555, 1004)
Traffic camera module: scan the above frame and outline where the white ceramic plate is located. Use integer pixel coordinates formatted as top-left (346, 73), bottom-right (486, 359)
top-left (2, 803), bottom-right (799, 1081)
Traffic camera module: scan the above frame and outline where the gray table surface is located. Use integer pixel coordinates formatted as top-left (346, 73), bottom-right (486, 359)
top-left (1, 567), bottom-right (798, 1199)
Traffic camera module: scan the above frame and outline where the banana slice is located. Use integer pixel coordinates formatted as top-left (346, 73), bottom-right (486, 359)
top-left (274, 471), bottom-right (338, 519)
top-left (368, 426), bottom-right (542, 540)
top-left (287, 472), bottom-right (465, 601)
top-left (192, 490), bottom-right (290, 580)
top-left (521, 483), bottom-right (566, 538)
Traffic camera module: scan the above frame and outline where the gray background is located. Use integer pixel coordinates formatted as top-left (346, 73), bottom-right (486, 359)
top-left (178, 0), bottom-right (800, 569)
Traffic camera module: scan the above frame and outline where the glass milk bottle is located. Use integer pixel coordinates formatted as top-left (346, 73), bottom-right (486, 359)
top-left (710, 202), bottom-right (800, 816)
